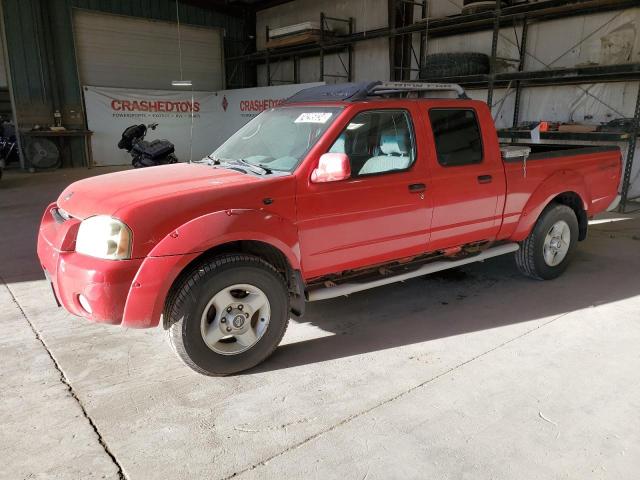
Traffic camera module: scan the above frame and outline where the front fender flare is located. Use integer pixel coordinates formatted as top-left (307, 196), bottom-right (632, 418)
top-left (511, 170), bottom-right (590, 242)
top-left (121, 209), bottom-right (301, 328)
top-left (148, 209), bottom-right (301, 268)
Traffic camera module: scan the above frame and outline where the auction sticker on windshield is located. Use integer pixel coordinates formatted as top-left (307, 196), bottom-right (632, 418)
top-left (295, 112), bottom-right (333, 123)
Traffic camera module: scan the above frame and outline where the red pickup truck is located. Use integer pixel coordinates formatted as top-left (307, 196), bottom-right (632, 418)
top-left (37, 82), bottom-right (621, 375)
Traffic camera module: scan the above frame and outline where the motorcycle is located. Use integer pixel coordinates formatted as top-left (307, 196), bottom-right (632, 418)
top-left (0, 121), bottom-right (18, 170)
top-left (117, 122), bottom-right (178, 168)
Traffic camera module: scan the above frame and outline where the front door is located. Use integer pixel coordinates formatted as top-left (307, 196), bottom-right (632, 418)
top-left (296, 107), bottom-right (432, 279)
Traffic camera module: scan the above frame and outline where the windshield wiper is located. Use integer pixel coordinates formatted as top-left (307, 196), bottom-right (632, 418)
top-left (235, 158), bottom-right (272, 175)
top-left (207, 156), bottom-right (271, 175)
top-left (205, 156), bottom-right (247, 173)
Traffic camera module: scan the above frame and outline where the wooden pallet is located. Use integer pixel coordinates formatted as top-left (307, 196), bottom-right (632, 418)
top-left (266, 30), bottom-right (327, 49)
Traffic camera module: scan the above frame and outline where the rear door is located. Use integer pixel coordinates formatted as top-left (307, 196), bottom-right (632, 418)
top-left (296, 104), bottom-right (432, 279)
top-left (424, 104), bottom-right (506, 250)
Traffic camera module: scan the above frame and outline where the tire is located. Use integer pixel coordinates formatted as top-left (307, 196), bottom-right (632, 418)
top-left (462, 1), bottom-right (504, 14)
top-left (515, 203), bottom-right (579, 280)
top-left (165, 254), bottom-right (289, 376)
top-left (420, 52), bottom-right (490, 79)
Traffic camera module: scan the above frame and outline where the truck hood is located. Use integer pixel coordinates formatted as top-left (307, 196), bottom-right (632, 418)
top-left (57, 163), bottom-right (260, 219)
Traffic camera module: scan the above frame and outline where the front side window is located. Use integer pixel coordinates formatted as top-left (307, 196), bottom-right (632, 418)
top-left (212, 106), bottom-right (342, 172)
top-left (328, 109), bottom-right (415, 176)
top-left (429, 109), bottom-right (483, 167)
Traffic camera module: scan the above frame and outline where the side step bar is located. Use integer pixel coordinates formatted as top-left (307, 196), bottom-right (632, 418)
top-left (308, 243), bottom-right (520, 302)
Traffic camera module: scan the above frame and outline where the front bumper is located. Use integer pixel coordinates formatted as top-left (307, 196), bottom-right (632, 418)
top-left (37, 203), bottom-right (200, 328)
top-left (38, 228), bottom-right (143, 324)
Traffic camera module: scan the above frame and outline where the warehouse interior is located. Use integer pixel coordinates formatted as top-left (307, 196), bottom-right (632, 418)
top-left (1, 1), bottom-right (640, 478)
top-left (2, 0), bottom-right (640, 207)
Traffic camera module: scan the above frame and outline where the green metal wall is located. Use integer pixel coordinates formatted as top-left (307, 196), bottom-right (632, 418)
top-left (1, 0), bottom-right (248, 167)
top-left (3, 0), bottom-right (51, 125)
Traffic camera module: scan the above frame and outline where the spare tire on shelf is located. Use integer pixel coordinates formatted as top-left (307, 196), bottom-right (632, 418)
top-left (462, 0), bottom-right (508, 15)
top-left (420, 52), bottom-right (490, 79)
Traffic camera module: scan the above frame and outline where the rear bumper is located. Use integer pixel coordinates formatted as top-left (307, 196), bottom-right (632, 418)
top-left (38, 230), bottom-right (143, 324)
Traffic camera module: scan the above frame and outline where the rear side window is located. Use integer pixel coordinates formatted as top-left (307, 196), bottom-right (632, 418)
top-left (429, 109), bottom-right (483, 167)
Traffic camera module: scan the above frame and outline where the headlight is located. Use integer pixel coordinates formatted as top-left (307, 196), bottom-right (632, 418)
top-left (75, 216), bottom-right (132, 260)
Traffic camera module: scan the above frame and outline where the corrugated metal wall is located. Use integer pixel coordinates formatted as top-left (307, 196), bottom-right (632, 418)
top-left (1, 0), bottom-right (249, 167)
top-left (72, 0), bottom-right (241, 34)
top-left (2, 0), bottom-right (51, 124)
top-left (73, 10), bottom-right (225, 90)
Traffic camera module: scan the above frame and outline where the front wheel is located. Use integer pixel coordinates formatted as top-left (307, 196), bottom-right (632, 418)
top-left (165, 254), bottom-right (289, 376)
top-left (515, 203), bottom-right (579, 280)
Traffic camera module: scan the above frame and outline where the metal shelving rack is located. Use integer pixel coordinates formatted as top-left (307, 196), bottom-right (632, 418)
top-left (388, 0), bottom-right (429, 80)
top-left (471, 2), bottom-right (640, 212)
top-left (621, 82), bottom-right (640, 211)
top-left (227, 0), bottom-right (640, 209)
top-left (228, 0), bottom-right (639, 66)
top-left (261, 12), bottom-right (354, 85)
top-left (319, 13), bottom-right (354, 83)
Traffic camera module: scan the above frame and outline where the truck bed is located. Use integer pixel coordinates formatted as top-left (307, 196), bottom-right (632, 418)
top-left (501, 143), bottom-right (620, 161)
top-left (498, 143), bottom-right (621, 242)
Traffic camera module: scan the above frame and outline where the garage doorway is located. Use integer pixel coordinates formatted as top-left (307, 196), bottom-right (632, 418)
top-left (73, 10), bottom-right (224, 91)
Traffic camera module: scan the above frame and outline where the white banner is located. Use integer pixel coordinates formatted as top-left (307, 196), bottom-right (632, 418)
top-left (83, 83), bottom-right (323, 167)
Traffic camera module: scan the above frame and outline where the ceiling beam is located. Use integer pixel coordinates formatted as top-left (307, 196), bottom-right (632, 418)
top-left (177, 0), bottom-right (250, 17)
top-left (177, 0), bottom-right (296, 16)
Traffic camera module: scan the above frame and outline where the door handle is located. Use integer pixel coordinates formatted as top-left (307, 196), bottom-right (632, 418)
top-left (408, 183), bottom-right (426, 193)
top-left (477, 175), bottom-right (493, 184)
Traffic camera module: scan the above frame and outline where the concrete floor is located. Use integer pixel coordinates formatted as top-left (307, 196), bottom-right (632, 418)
top-left (1, 167), bottom-right (640, 480)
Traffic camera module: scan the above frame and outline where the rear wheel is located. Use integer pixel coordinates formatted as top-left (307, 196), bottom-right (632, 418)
top-left (165, 254), bottom-right (289, 376)
top-left (515, 203), bottom-right (579, 280)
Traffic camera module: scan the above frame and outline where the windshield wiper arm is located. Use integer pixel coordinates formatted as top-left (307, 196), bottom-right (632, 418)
top-left (233, 158), bottom-right (271, 175)
top-left (206, 156), bottom-right (272, 175)
top-left (206, 156), bottom-right (247, 172)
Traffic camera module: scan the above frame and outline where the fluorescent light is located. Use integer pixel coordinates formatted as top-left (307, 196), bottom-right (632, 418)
top-left (171, 80), bottom-right (192, 87)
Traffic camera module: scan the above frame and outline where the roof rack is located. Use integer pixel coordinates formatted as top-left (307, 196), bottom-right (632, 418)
top-left (368, 81), bottom-right (468, 99)
top-left (284, 81), bottom-right (468, 104)
top-left (284, 82), bottom-right (378, 103)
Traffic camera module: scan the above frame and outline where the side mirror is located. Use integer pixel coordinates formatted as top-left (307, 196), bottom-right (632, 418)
top-left (311, 153), bottom-right (351, 183)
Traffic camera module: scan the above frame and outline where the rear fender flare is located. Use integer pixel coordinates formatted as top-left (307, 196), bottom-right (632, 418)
top-left (511, 171), bottom-right (590, 242)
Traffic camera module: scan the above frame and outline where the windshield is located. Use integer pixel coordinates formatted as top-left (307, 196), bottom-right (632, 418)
top-left (211, 106), bottom-right (343, 173)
